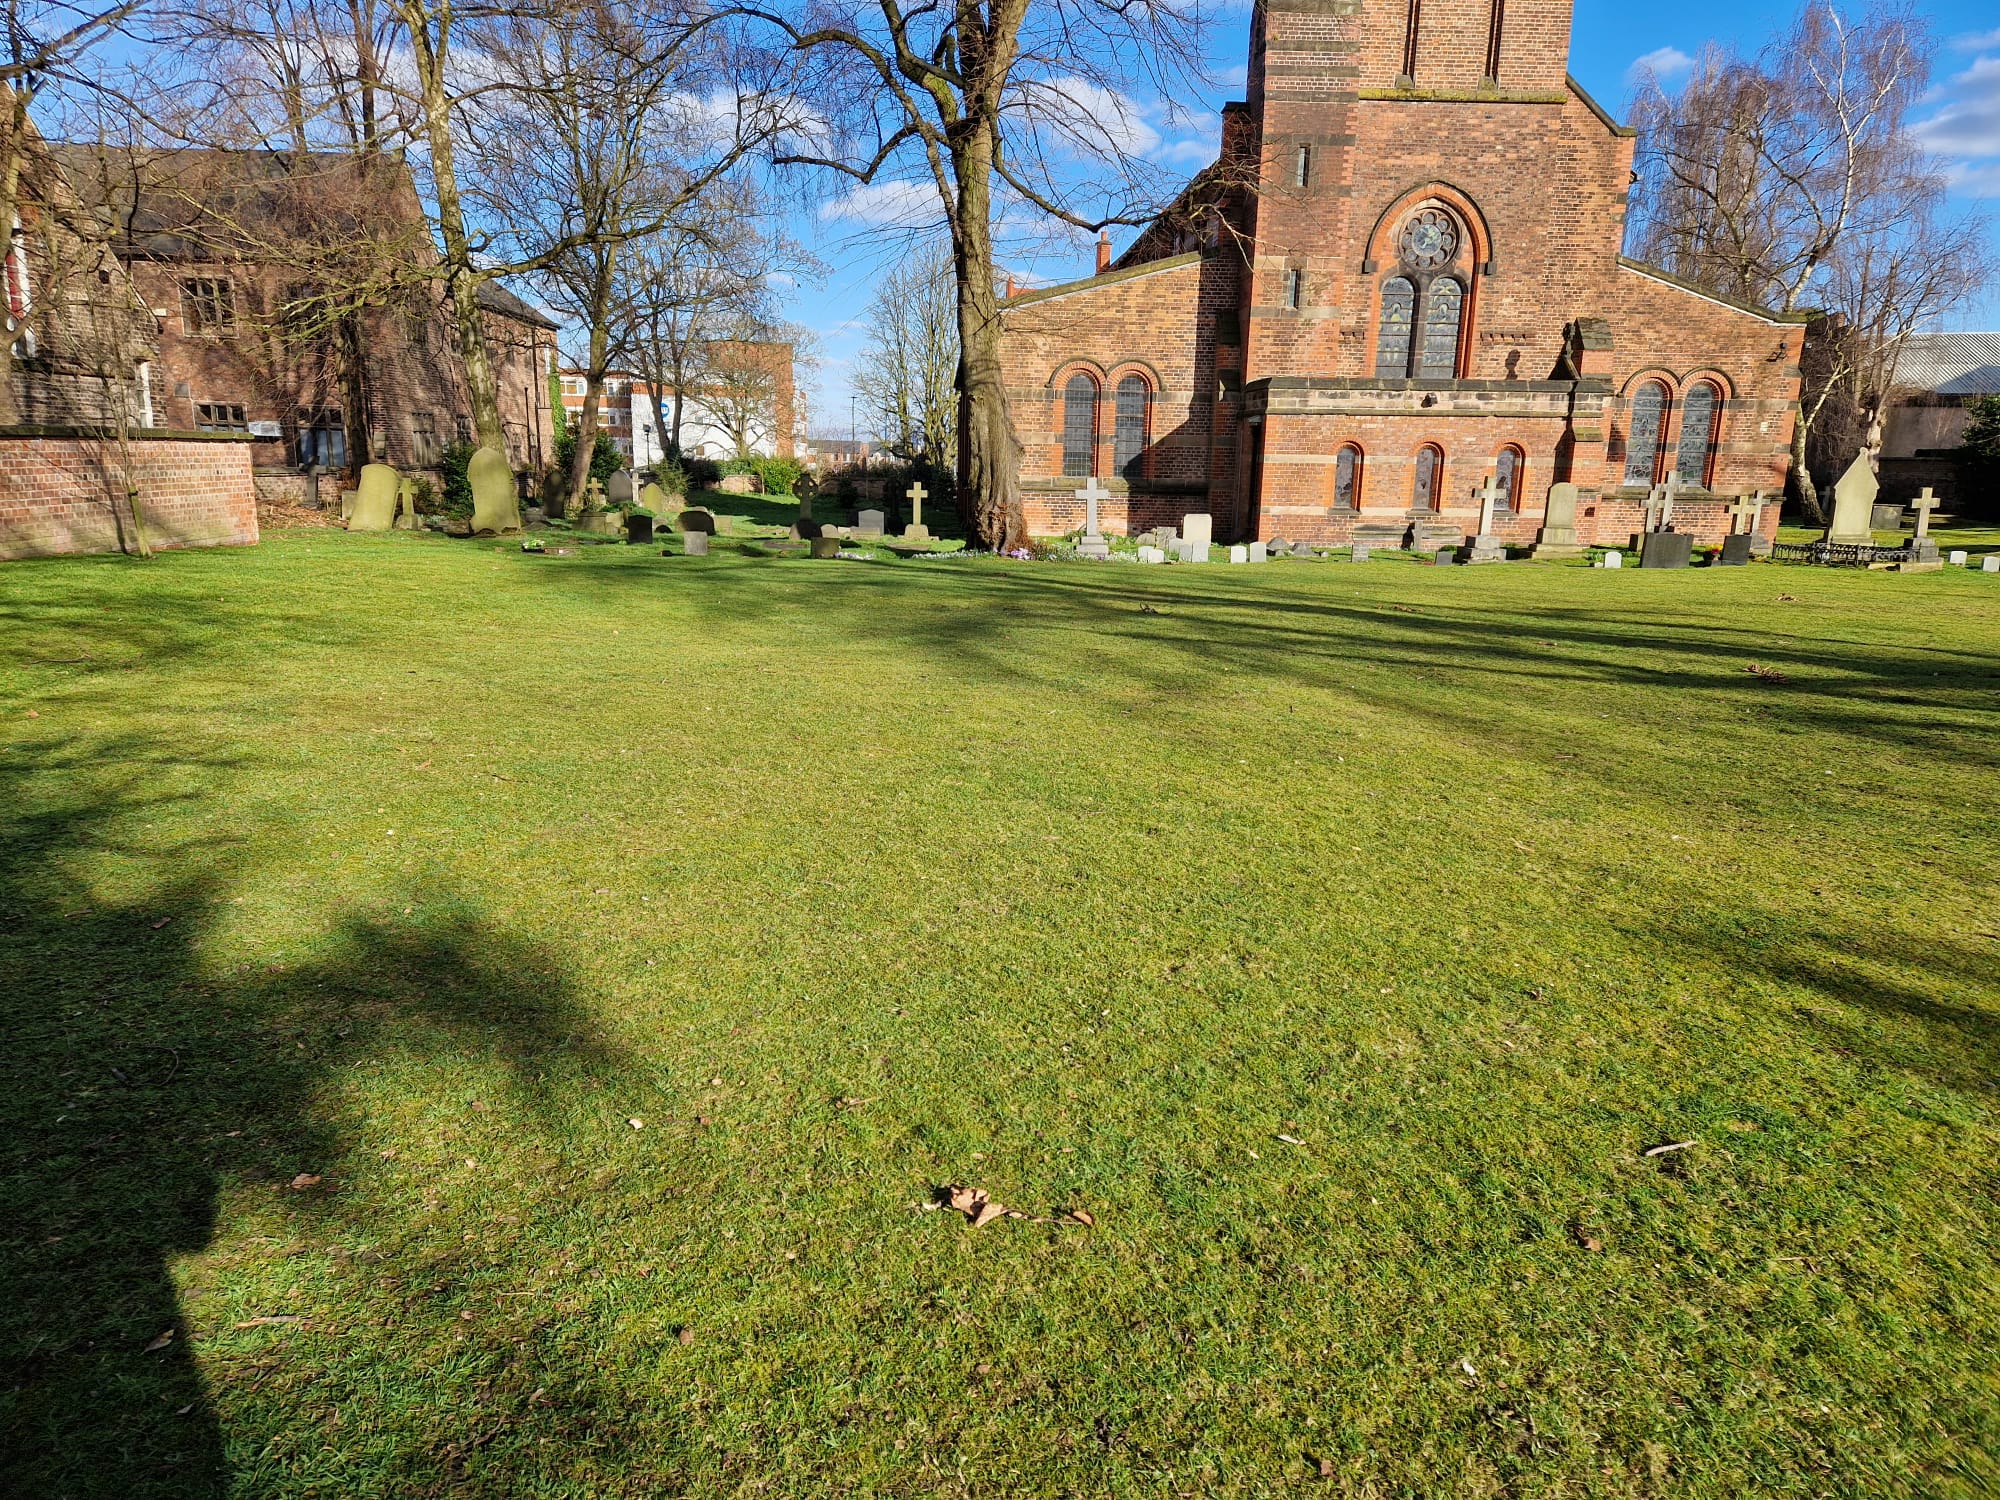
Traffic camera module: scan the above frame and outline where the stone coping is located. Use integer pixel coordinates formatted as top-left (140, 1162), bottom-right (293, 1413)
top-left (1252, 375), bottom-right (1576, 395)
top-left (1615, 258), bottom-right (1811, 324)
top-left (1000, 252), bottom-right (1205, 309)
top-left (1021, 477), bottom-right (1209, 495)
top-left (0, 424), bottom-right (257, 442)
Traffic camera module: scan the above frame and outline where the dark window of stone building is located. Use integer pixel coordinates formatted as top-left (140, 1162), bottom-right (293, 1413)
top-left (1295, 145), bottom-right (1311, 188)
top-left (1495, 445), bottom-right (1522, 510)
top-left (1376, 277), bottom-right (1416, 378)
top-left (456, 414), bottom-right (472, 445)
top-left (1623, 380), bottom-right (1667, 487)
top-left (1419, 278), bottom-right (1463, 378)
top-left (1214, 308), bottom-right (1241, 346)
top-left (297, 408), bottom-right (345, 468)
top-left (1114, 374), bottom-right (1150, 478)
top-left (194, 402), bottom-right (247, 431)
top-left (1485, 0), bottom-right (1505, 82)
top-left (1414, 444), bottom-right (1441, 509)
top-left (411, 411), bottom-right (440, 466)
top-left (1675, 381), bottom-right (1718, 486)
top-left (1334, 444), bottom-right (1362, 508)
top-left (181, 278), bottom-right (236, 335)
top-left (1061, 373), bottom-right (1098, 477)
top-left (1284, 268), bottom-right (1302, 310)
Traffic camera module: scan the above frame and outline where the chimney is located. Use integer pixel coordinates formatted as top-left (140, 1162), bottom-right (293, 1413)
top-left (1096, 232), bottom-right (1112, 274)
top-left (1003, 274), bottom-right (1016, 298)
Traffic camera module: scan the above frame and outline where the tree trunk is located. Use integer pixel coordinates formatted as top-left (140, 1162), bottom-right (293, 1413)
top-left (338, 311), bottom-right (372, 478)
top-left (0, 92), bottom-right (30, 429)
top-left (1789, 415), bottom-right (1824, 526)
top-left (405, 5), bottom-right (506, 453)
top-left (950, 124), bottom-right (1024, 552)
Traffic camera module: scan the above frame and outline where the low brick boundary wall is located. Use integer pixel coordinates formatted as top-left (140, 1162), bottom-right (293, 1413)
top-left (0, 427), bottom-right (258, 561)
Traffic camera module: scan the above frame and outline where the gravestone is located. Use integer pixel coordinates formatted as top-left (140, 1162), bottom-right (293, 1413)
top-left (1984, 555), bottom-right (1999, 574)
top-left (1870, 501), bottom-right (1903, 531)
top-left (1744, 490), bottom-right (1776, 555)
top-left (1640, 531), bottom-right (1692, 569)
top-left (1157, 524), bottom-right (1179, 549)
top-left (1824, 453), bottom-right (1879, 546)
top-left (626, 512), bottom-right (655, 545)
top-left (1174, 539), bottom-right (1210, 563)
top-left (1532, 481), bottom-right (1583, 559)
top-left (792, 518), bottom-right (823, 539)
top-left (811, 535), bottom-right (841, 559)
top-left (1434, 548), bottom-right (1457, 566)
top-left (608, 471), bottom-right (635, 507)
top-left (678, 507), bottom-right (717, 534)
top-left (1459, 474), bottom-right (1507, 563)
top-left (1949, 549), bottom-right (1968, 566)
top-left (683, 530), bottom-right (709, 556)
top-left (394, 476), bottom-right (423, 530)
top-left (855, 508), bottom-right (886, 537)
top-left (638, 480), bottom-right (670, 514)
top-left (1137, 545), bottom-right (1166, 564)
top-left (1899, 487), bottom-right (1943, 571)
top-left (348, 463), bottom-right (400, 531)
top-left (904, 480), bottom-right (931, 542)
top-left (1351, 543), bottom-right (1371, 562)
top-left (1228, 543), bottom-right (1249, 564)
top-left (1600, 549), bottom-right (1623, 569)
top-left (468, 447), bottom-right (520, 535)
top-left (1074, 476), bottom-right (1111, 560)
top-left (1181, 513), bottom-right (1213, 550)
top-left (1248, 541), bottom-right (1269, 563)
top-left (1718, 532), bottom-right (1754, 565)
top-left (340, 488), bottom-right (357, 519)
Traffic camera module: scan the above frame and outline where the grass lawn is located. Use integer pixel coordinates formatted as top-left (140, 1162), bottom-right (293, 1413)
top-left (3, 529), bottom-right (1996, 1498)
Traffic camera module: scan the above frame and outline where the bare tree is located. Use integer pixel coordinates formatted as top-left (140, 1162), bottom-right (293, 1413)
top-left (852, 239), bottom-right (956, 470)
top-left (698, 324), bottom-right (806, 458)
top-left (1628, 0), bottom-right (1990, 519)
top-left (740, 0), bottom-right (1210, 550)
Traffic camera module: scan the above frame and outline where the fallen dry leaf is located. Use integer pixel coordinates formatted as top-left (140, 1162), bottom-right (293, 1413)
top-left (1776, 593), bottom-right (1799, 601)
top-left (1582, 1237), bottom-right (1604, 1252)
top-left (26, 709), bottom-right (40, 718)
top-left (143, 1330), bottom-right (175, 1353)
top-left (1067, 1208), bottom-right (1096, 1229)
top-left (971, 1200), bottom-right (1007, 1229)
top-left (1319, 1458), bottom-right (1335, 1478)
top-left (1276, 1134), bottom-right (1306, 1146)
top-left (234, 1316), bottom-right (302, 1329)
top-left (628, 1117), bottom-right (644, 1130)
top-left (1459, 1358), bottom-right (1478, 1379)
top-left (149, 917), bottom-right (173, 930)
top-left (289, 1172), bottom-right (322, 1190)
top-left (1745, 663), bottom-right (1789, 683)
top-left (678, 1326), bottom-right (695, 1345)
top-left (1643, 1140), bottom-right (1698, 1158)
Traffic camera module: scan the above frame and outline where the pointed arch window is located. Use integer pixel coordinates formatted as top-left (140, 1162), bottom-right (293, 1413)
top-left (1675, 381), bottom-right (1718, 487)
top-left (1376, 278), bottom-right (1416, 379)
top-left (1623, 380), bottom-right (1668, 487)
top-left (1414, 444), bottom-right (1442, 509)
top-left (1061, 372), bottom-right (1098, 477)
top-left (1494, 446), bottom-right (1522, 511)
top-left (1113, 374), bottom-right (1150, 478)
top-left (1334, 444), bottom-right (1362, 508)
top-left (1418, 279), bottom-right (1463, 378)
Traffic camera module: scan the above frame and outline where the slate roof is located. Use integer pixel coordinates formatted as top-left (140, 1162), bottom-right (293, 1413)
top-left (1887, 333), bottom-right (2000, 395)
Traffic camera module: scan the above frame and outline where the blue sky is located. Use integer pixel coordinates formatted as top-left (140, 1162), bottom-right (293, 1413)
top-left (787, 0), bottom-right (2000, 439)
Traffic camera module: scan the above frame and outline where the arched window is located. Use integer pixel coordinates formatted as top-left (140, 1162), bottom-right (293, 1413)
top-left (1376, 277), bottom-right (1416, 378)
top-left (1113, 374), bottom-right (1149, 478)
top-left (1414, 445), bottom-right (1441, 509)
top-left (1061, 373), bottom-right (1098, 477)
top-left (1494, 446), bottom-right (1522, 511)
top-left (1675, 381), bottom-right (1718, 487)
top-left (1418, 278), bottom-right (1463, 379)
top-left (1623, 380), bottom-right (1668, 488)
top-left (1334, 444), bottom-right (1362, 508)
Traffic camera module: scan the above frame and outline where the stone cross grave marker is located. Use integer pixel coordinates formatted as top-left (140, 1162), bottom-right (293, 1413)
top-left (1461, 474), bottom-right (1506, 563)
top-left (1727, 496), bottom-right (1760, 534)
top-left (904, 480), bottom-right (930, 541)
top-left (1909, 487), bottom-right (1942, 542)
top-left (1074, 475), bottom-right (1111, 559)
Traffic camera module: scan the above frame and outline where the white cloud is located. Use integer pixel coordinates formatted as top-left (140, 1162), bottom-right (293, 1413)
top-left (1009, 76), bottom-right (1162, 159)
top-left (1155, 137), bottom-right (1219, 169)
top-left (819, 179), bottom-right (943, 228)
top-left (1952, 26), bottom-right (2000, 51)
top-left (1915, 54), bottom-right (2000, 196)
top-left (1625, 46), bottom-right (1695, 88)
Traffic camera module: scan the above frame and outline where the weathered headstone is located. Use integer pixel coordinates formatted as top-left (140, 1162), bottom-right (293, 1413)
top-left (1136, 545), bottom-right (1165, 564)
top-left (639, 480), bottom-right (669, 513)
top-left (1984, 555), bottom-right (1999, 574)
top-left (811, 535), bottom-right (841, 559)
top-left (626, 512), bottom-right (655, 545)
top-left (607, 471), bottom-right (635, 507)
top-left (1532, 481), bottom-right (1583, 559)
top-left (1074, 476), bottom-right (1111, 560)
top-left (1350, 543), bottom-right (1371, 562)
top-left (1434, 548), bottom-right (1457, 566)
top-left (394, 476), bottom-right (423, 530)
top-left (1266, 537), bottom-right (1291, 556)
top-left (1228, 543), bottom-right (1249, 564)
top-left (1157, 524), bottom-right (1179, 549)
top-left (683, 530), bottom-right (709, 556)
top-left (1745, 490), bottom-right (1775, 555)
top-left (855, 508), bottom-right (886, 537)
top-left (1717, 532), bottom-right (1754, 565)
top-left (1824, 453), bottom-right (1879, 545)
top-left (1600, 549), bottom-right (1623, 569)
top-left (348, 462), bottom-right (400, 531)
top-left (1460, 474), bottom-right (1507, 563)
top-left (468, 447), bottom-right (520, 535)
top-left (678, 507), bottom-right (717, 534)
top-left (1248, 541), bottom-right (1269, 563)
top-left (1181, 513), bottom-right (1213, 550)
top-left (1640, 531), bottom-right (1693, 569)
top-left (904, 480), bottom-right (930, 541)
top-left (1949, 549), bottom-right (1968, 566)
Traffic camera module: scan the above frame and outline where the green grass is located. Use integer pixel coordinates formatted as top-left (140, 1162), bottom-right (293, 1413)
top-left (3, 530), bottom-right (1997, 1498)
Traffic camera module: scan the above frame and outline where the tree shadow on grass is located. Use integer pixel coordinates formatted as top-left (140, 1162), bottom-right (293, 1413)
top-left (0, 738), bottom-right (628, 1498)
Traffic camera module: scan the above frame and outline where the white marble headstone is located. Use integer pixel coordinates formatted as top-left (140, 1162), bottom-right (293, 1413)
top-left (1602, 550), bottom-right (1623, 569)
top-left (1181, 513), bottom-right (1213, 549)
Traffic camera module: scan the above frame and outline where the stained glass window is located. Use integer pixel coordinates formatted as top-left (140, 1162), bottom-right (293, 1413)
top-left (1114, 375), bottom-right (1148, 478)
top-left (1419, 279), bottom-right (1463, 379)
top-left (1675, 382), bottom-right (1717, 486)
top-left (1377, 277), bottom-right (1415, 379)
top-left (1062, 373), bottom-right (1097, 477)
top-left (1335, 445), bottom-right (1361, 508)
top-left (1495, 447), bottom-right (1520, 511)
top-left (1623, 381), bottom-right (1666, 487)
top-left (1415, 445), bottom-right (1440, 508)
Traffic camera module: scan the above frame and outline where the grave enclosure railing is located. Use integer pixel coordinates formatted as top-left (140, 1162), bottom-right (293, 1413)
top-left (1769, 540), bottom-right (1914, 568)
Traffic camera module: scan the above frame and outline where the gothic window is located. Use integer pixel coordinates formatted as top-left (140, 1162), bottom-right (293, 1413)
top-left (1419, 278), bottom-right (1464, 378)
top-left (1494, 446), bottom-right (1523, 511)
top-left (1376, 277), bottom-right (1416, 378)
top-left (1061, 372), bottom-right (1098, 477)
top-left (1113, 374), bottom-right (1150, 478)
top-left (194, 402), bottom-right (247, 432)
top-left (1399, 209), bottom-right (1458, 270)
top-left (1623, 380), bottom-right (1668, 487)
top-left (1414, 444), bottom-right (1441, 509)
top-left (1675, 381), bottom-right (1718, 487)
top-left (1334, 444), bottom-right (1362, 508)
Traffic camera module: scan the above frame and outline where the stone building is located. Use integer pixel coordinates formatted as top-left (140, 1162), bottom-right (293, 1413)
top-left (998, 0), bottom-right (1808, 548)
top-left (51, 146), bottom-right (558, 491)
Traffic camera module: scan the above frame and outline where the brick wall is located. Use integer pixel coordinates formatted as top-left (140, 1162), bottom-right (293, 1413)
top-left (0, 430), bottom-right (257, 560)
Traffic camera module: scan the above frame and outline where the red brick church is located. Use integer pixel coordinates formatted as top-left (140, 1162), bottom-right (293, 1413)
top-left (998, 0), bottom-right (1809, 548)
